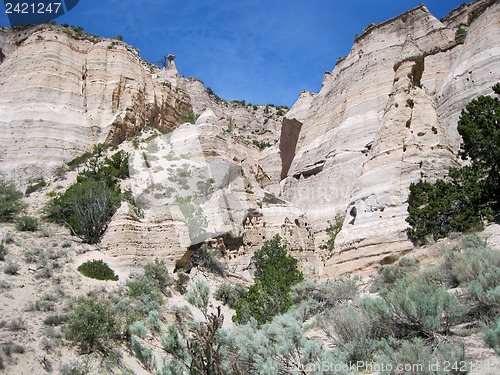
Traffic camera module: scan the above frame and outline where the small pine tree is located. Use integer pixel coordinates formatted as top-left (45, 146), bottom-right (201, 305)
top-left (406, 82), bottom-right (499, 243)
top-left (234, 235), bottom-right (303, 324)
top-left (0, 181), bottom-right (25, 222)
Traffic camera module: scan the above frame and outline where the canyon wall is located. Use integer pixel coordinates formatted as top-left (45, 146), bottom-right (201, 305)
top-left (101, 112), bottom-right (319, 279)
top-left (280, 0), bottom-right (500, 276)
top-left (0, 25), bottom-right (192, 184)
top-left (0, 0), bottom-right (499, 279)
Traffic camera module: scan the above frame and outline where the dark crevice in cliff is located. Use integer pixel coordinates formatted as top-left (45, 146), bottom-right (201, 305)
top-left (279, 118), bottom-right (302, 180)
top-left (411, 57), bottom-right (424, 88)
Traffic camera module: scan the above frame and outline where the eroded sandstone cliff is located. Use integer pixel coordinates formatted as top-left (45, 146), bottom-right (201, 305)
top-left (0, 25), bottom-right (195, 184)
top-left (0, 0), bottom-right (498, 280)
top-left (280, 0), bottom-right (500, 276)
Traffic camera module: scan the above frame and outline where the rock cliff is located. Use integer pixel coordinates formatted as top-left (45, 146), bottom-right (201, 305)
top-left (280, 0), bottom-right (500, 276)
top-left (0, 0), bottom-right (499, 279)
top-left (101, 113), bottom-right (318, 279)
top-left (0, 25), bottom-right (192, 184)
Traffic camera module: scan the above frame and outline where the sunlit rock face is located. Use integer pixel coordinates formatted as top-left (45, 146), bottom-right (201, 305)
top-left (1, 1), bottom-right (498, 280)
top-left (0, 25), bottom-right (191, 184)
top-left (280, 0), bottom-right (500, 276)
top-left (102, 114), bottom-right (319, 279)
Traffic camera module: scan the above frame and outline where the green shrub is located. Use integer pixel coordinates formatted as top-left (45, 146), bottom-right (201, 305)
top-left (223, 309), bottom-right (344, 375)
top-left (47, 179), bottom-right (121, 244)
top-left (482, 316), bottom-right (500, 355)
top-left (104, 150), bottom-right (129, 179)
top-left (448, 234), bottom-right (500, 320)
top-left (0, 280), bottom-right (11, 290)
top-left (66, 295), bottom-right (121, 352)
top-left (317, 305), bottom-right (377, 365)
top-left (448, 234), bottom-right (497, 284)
top-left (232, 99), bottom-right (245, 106)
top-left (15, 216), bottom-right (38, 231)
top-left (131, 336), bottom-right (156, 371)
top-left (362, 276), bottom-right (464, 340)
top-left (0, 180), bottom-right (25, 221)
top-left (24, 247), bottom-right (45, 264)
top-left (7, 317), bottom-right (26, 331)
top-left (27, 298), bottom-right (55, 312)
top-left (407, 83), bottom-right (500, 242)
top-left (185, 279), bottom-right (211, 317)
top-left (377, 337), bottom-right (468, 375)
top-left (206, 87), bottom-right (224, 102)
top-left (175, 271), bottom-right (190, 294)
top-left (326, 213), bottom-right (344, 252)
top-left (0, 240), bottom-right (5, 261)
top-left (44, 314), bottom-right (67, 326)
top-left (59, 358), bottom-right (92, 375)
top-left (147, 310), bottom-right (162, 335)
top-left (373, 257), bottom-right (420, 291)
top-left (214, 283), bottom-right (247, 309)
top-left (126, 276), bottom-right (163, 314)
top-left (179, 109), bottom-right (200, 124)
top-left (455, 27), bottom-right (467, 43)
top-left (67, 151), bottom-right (93, 170)
top-left (234, 235), bottom-right (303, 324)
top-left (262, 192), bottom-right (285, 205)
top-left (3, 233), bottom-right (13, 245)
top-left (1, 342), bottom-right (25, 356)
top-left (144, 258), bottom-right (173, 293)
top-left (291, 275), bottom-right (360, 319)
top-left (190, 244), bottom-right (226, 277)
top-left (3, 261), bottom-right (20, 275)
top-left (48, 147), bottom-right (124, 243)
top-left (25, 179), bottom-right (46, 195)
top-left (35, 259), bottom-right (53, 279)
top-left (129, 321), bottom-right (148, 339)
top-left (406, 170), bottom-right (486, 244)
top-left (77, 260), bottom-right (119, 281)
top-left (252, 140), bottom-right (272, 150)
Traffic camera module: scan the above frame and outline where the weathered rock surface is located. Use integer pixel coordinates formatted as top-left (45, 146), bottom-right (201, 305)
top-left (280, 0), bottom-right (500, 277)
top-left (100, 201), bottom-right (192, 271)
top-left (102, 113), bottom-right (319, 278)
top-left (0, 24), bottom-right (297, 277)
top-left (1, 0), bottom-right (498, 280)
top-left (0, 25), bottom-right (191, 185)
top-left (181, 78), bottom-right (286, 194)
top-left (0, 24), bottom-right (285, 194)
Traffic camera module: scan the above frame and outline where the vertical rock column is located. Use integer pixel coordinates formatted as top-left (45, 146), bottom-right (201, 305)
top-left (327, 36), bottom-right (458, 276)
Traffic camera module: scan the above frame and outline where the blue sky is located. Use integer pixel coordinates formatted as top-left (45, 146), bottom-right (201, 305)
top-left (1, 0), bottom-right (466, 106)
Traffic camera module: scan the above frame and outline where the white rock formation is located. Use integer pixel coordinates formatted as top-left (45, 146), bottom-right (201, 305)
top-left (1, 0), bottom-right (498, 279)
top-left (280, 0), bottom-right (500, 276)
top-left (0, 25), bottom-right (191, 184)
top-left (102, 110), bottom-right (319, 277)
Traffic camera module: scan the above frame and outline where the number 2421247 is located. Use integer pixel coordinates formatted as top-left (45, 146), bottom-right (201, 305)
top-left (5, 2), bottom-right (62, 14)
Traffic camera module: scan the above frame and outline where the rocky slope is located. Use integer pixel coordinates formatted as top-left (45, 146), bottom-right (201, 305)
top-left (280, 0), bottom-right (500, 276)
top-left (100, 112), bottom-right (319, 279)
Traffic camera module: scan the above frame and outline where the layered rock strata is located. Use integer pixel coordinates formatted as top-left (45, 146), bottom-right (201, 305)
top-left (280, 0), bottom-right (500, 276)
top-left (0, 25), bottom-right (191, 184)
top-left (102, 112), bottom-right (319, 278)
